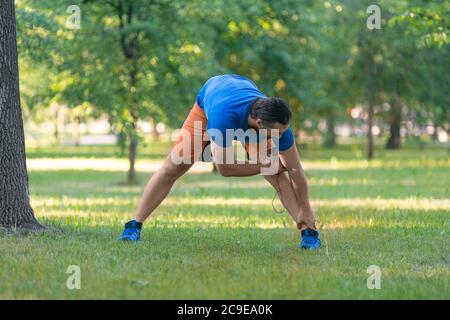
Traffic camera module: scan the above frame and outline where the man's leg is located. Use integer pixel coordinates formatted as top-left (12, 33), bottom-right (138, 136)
top-left (134, 102), bottom-right (208, 223)
top-left (245, 142), bottom-right (316, 230)
top-left (119, 102), bottom-right (207, 241)
top-left (134, 156), bottom-right (193, 222)
top-left (263, 145), bottom-right (320, 250)
top-left (264, 172), bottom-right (316, 230)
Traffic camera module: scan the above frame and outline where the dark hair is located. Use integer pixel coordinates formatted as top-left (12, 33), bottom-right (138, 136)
top-left (249, 97), bottom-right (292, 127)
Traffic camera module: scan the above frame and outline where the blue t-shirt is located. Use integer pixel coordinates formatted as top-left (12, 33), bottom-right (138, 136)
top-left (196, 74), bottom-right (294, 152)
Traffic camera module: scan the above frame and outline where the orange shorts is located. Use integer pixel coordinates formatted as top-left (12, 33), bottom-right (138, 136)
top-left (174, 102), bottom-right (272, 163)
top-left (173, 102), bottom-right (209, 162)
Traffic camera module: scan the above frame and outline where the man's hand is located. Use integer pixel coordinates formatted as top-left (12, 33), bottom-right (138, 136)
top-left (296, 209), bottom-right (317, 231)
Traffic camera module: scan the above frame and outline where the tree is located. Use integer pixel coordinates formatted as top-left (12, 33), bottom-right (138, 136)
top-left (68, 0), bottom-right (221, 183)
top-left (16, 0), bottom-right (449, 165)
top-left (389, 1), bottom-right (450, 143)
top-left (208, 0), bottom-right (325, 142)
top-left (345, 1), bottom-right (411, 157)
top-left (304, 1), bottom-right (352, 148)
top-left (17, 0), bottom-right (219, 183)
top-left (0, 0), bottom-right (42, 230)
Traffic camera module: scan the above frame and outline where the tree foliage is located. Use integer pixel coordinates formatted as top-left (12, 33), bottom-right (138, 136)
top-left (16, 0), bottom-right (449, 166)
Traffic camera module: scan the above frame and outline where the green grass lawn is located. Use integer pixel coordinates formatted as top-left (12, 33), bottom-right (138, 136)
top-left (0, 142), bottom-right (449, 299)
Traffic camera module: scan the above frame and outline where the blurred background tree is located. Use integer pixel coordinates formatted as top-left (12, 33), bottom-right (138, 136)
top-left (15, 0), bottom-right (449, 180)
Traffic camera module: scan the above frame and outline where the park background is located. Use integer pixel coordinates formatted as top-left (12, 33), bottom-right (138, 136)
top-left (0, 0), bottom-right (449, 299)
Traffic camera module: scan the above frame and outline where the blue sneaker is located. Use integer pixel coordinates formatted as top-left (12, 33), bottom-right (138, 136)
top-left (118, 220), bottom-right (142, 241)
top-left (299, 228), bottom-right (321, 250)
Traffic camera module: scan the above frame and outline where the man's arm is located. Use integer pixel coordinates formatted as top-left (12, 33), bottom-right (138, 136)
top-left (211, 143), bottom-right (284, 177)
top-left (279, 143), bottom-right (317, 229)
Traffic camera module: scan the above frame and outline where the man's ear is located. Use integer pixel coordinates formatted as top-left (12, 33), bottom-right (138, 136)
top-left (255, 119), bottom-right (263, 128)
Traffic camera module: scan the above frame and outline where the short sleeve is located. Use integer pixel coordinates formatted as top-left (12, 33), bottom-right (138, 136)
top-left (278, 127), bottom-right (295, 152)
top-left (196, 84), bottom-right (207, 108)
top-left (206, 112), bottom-right (237, 148)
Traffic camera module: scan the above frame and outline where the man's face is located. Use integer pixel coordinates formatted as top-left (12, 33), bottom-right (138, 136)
top-left (256, 119), bottom-right (289, 139)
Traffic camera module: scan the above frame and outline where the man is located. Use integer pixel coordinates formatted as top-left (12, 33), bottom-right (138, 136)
top-left (118, 74), bottom-right (321, 250)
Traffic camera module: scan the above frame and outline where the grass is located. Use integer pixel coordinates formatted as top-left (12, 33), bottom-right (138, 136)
top-left (0, 142), bottom-right (449, 299)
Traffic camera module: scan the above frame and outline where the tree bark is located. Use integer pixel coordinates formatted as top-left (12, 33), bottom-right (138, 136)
top-left (117, 1), bottom-right (140, 184)
top-left (0, 0), bottom-right (42, 230)
top-left (128, 132), bottom-right (137, 183)
top-left (323, 113), bottom-right (337, 148)
top-left (386, 98), bottom-right (402, 149)
top-left (126, 65), bottom-right (138, 183)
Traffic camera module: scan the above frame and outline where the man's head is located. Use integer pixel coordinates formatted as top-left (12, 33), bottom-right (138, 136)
top-left (249, 97), bottom-right (292, 138)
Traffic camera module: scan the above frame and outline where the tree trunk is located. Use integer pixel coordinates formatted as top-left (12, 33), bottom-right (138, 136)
top-left (367, 102), bottom-right (374, 160)
top-left (431, 123), bottom-right (438, 142)
top-left (53, 105), bottom-right (59, 145)
top-left (127, 131), bottom-right (137, 183)
top-left (117, 2), bottom-right (140, 184)
top-left (323, 113), bottom-right (337, 148)
top-left (0, 0), bottom-right (42, 230)
top-left (386, 98), bottom-right (402, 149)
top-left (72, 115), bottom-right (80, 146)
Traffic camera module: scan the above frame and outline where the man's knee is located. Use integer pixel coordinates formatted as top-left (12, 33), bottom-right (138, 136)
top-left (214, 164), bottom-right (234, 177)
top-left (161, 158), bottom-right (191, 180)
top-left (264, 172), bottom-right (280, 182)
top-left (264, 172), bottom-right (282, 191)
